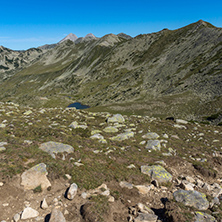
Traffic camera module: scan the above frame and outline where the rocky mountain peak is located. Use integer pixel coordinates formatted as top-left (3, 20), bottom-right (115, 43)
top-left (59, 33), bottom-right (78, 44)
top-left (85, 33), bottom-right (96, 38)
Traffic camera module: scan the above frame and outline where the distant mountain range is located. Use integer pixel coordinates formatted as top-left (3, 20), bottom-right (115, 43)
top-left (0, 20), bottom-right (221, 123)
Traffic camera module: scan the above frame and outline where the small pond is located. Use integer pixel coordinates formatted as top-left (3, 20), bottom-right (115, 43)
top-left (67, 102), bottom-right (90, 109)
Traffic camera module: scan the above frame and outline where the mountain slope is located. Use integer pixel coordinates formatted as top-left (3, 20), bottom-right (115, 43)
top-left (0, 20), bottom-right (221, 122)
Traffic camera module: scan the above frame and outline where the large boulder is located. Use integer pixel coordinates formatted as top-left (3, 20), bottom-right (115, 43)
top-left (107, 114), bottom-right (125, 123)
top-left (21, 163), bottom-right (51, 190)
top-left (173, 190), bottom-right (209, 210)
top-left (141, 165), bottom-right (172, 183)
top-left (39, 141), bottom-right (74, 159)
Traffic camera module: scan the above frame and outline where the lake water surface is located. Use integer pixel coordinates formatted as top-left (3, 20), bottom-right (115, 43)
top-left (67, 102), bottom-right (90, 109)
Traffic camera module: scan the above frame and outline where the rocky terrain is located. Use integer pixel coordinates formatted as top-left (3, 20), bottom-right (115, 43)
top-left (0, 102), bottom-right (222, 221)
top-left (0, 20), bottom-right (221, 123)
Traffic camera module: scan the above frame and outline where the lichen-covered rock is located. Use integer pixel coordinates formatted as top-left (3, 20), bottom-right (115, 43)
top-left (39, 141), bottom-right (74, 159)
top-left (103, 126), bottom-right (118, 133)
top-left (69, 121), bottom-right (87, 129)
top-left (110, 131), bottom-right (134, 141)
top-left (141, 165), bottom-right (172, 183)
top-left (90, 133), bottom-right (104, 140)
top-left (145, 140), bottom-right (161, 151)
top-left (107, 114), bottom-right (125, 123)
top-left (21, 163), bottom-right (51, 190)
top-left (173, 190), bottom-right (209, 210)
top-left (142, 132), bottom-right (160, 139)
top-left (195, 211), bottom-right (217, 222)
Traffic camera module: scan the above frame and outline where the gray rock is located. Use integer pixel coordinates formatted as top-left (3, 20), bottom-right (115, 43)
top-left (49, 208), bottom-right (66, 222)
top-left (141, 165), bottom-right (172, 183)
top-left (134, 213), bottom-right (158, 222)
top-left (103, 126), bottom-right (118, 133)
top-left (176, 119), bottom-right (188, 124)
top-left (69, 121), bottom-right (87, 129)
top-left (107, 114), bottom-right (125, 123)
top-left (119, 181), bottom-right (134, 189)
top-left (21, 207), bottom-right (39, 219)
top-left (90, 133), bottom-right (104, 140)
top-left (0, 147), bottom-right (6, 152)
top-left (21, 163), bottom-right (51, 190)
top-left (173, 124), bottom-right (187, 129)
top-left (67, 183), bottom-right (78, 200)
top-left (195, 211), bottom-right (217, 222)
top-left (142, 132), bottom-right (159, 139)
top-left (110, 131), bottom-right (134, 141)
top-left (13, 213), bottom-right (20, 222)
top-left (173, 190), bottom-right (209, 210)
top-left (39, 141), bottom-right (74, 159)
top-left (0, 142), bottom-right (7, 146)
top-left (41, 198), bottom-right (48, 209)
top-left (145, 140), bottom-right (161, 151)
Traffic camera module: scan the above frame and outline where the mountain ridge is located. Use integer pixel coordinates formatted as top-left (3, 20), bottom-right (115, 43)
top-left (0, 20), bottom-right (221, 123)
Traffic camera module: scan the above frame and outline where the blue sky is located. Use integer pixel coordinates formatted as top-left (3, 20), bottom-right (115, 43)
top-left (0, 0), bottom-right (222, 50)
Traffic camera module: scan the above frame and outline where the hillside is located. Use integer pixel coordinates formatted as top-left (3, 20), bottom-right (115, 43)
top-left (0, 102), bottom-right (222, 221)
top-left (0, 20), bottom-right (222, 123)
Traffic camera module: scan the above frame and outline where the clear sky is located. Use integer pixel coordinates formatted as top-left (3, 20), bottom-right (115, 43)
top-left (0, 0), bottom-right (222, 50)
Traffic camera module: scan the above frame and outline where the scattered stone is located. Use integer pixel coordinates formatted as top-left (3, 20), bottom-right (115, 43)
top-left (119, 181), bottom-right (134, 189)
top-left (69, 121), bottom-right (87, 129)
top-left (65, 174), bottom-right (72, 180)
top-left (23, 110), bottom-right (33, 116)
top-left (173, 190), bottom-right (209, 210)
top-left (0, 124), bottom-right (6, 128)
top-left (108, 196), bottom-right (115, 202)
top-left (0, 147), bottom-right (6, 152)
top-left (135, 185), bottom-right (152, 194)
top-left (13, 213), bottom-right (20, 222)
top-left (49, 208), bottom-right (66, 222)
top-left (0, 182), bottom-right (3, 186)
top-left (137, 203), bottom-right (155, 214)
top-left (127, 164), bottom-right (136, 169)
top-left (107, 114), bottom-right (125, 123)
top-left (141, 165), bottom-right (172, 183)
top-left (142, 132), bottom-right (160, 139)
top-left (179, 181), bottom-right (195, 191)
top-left (134, 213), bottom-right (158, 222)
top-left (173, 124), bottom-right (187, 129)
top-left (21, 207), bottom-right (39, 220)
top-left (0, 142), bottom-right (7, 146)
top-left (145, 140), bottom-right (161, 151)
top-left (103, 126), bottom-right (118, 133)
top-left (67, 183), bottom-right (78, 200)
top-left (90, 133), bottom-right (104, 140)
top-left (41, 198), bottom-right (48, 209)
top-left (163, 133), bottom-right (169, 139)
top-left (110, 131), bottom-right (134, 141)
top-left (195, 211), bottom-right (217, 222)
top-left (176, 119), bottom-right (188, 124)
top-left (24, 140), bottom-right (32, 145)
top-left (140, 141), bottom-right (146, 145)
top-left (91, 129), bottom-right (102, 135)
top-left (21, 163), bottom-right (51, 190)
top-left (39, 141), bottom-right (74, 159)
